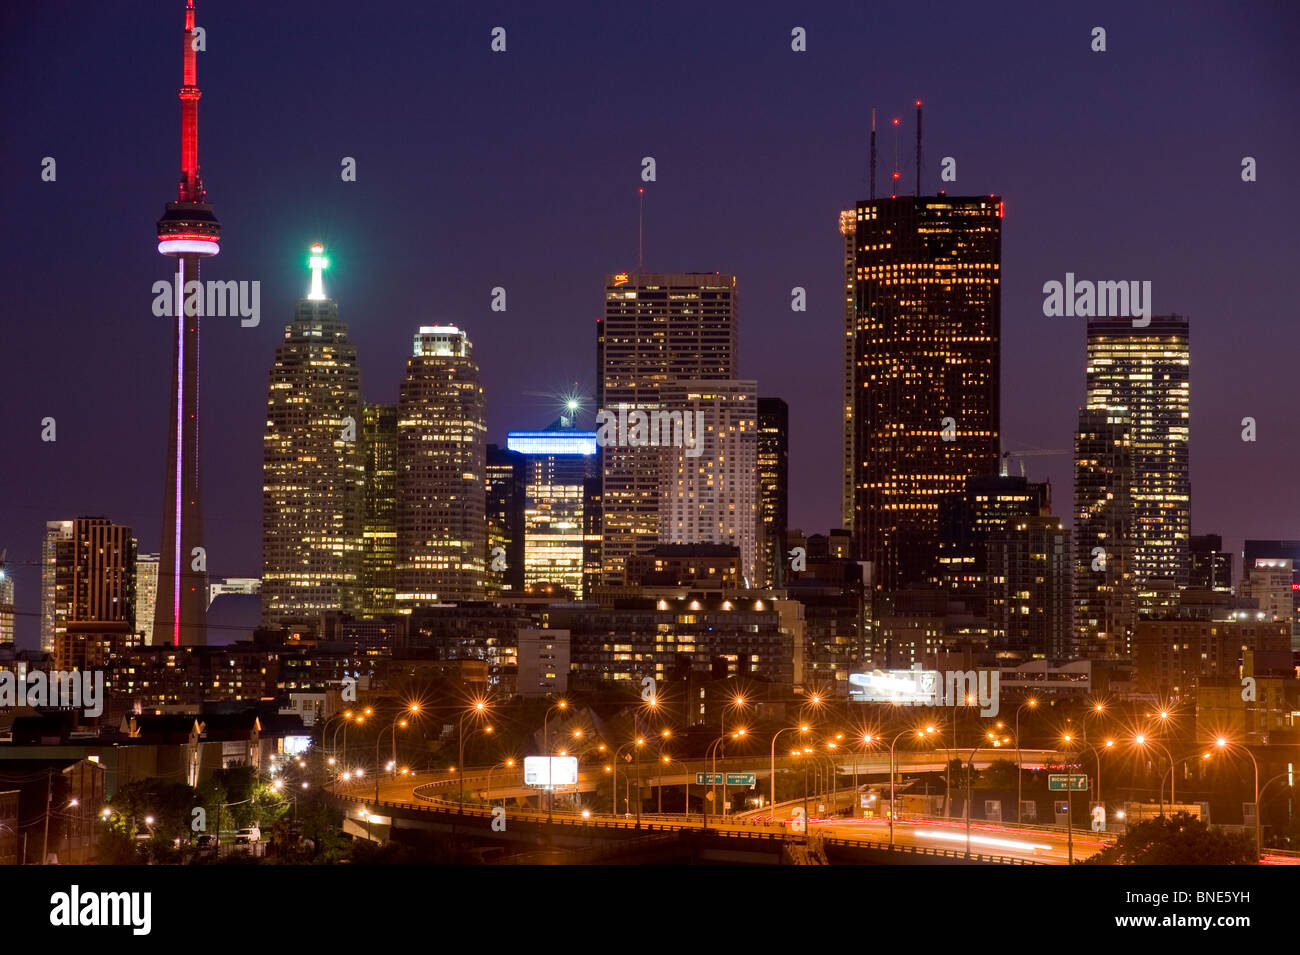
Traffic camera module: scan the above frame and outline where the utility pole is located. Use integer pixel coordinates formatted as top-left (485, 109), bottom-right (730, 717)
top-left (41, 769), bottom-right (53, 865)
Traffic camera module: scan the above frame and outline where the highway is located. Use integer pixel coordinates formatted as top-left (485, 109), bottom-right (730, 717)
top-left (338, 764), bottom-right (1114, 864)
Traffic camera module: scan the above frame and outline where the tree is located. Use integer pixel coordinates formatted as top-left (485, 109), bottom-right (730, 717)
top-left (1082, 813), bottom-right (1256, 865)
top-left (975, 759), bottom-right (1019, 790)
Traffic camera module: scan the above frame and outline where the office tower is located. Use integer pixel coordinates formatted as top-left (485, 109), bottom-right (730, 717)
top-left (154, 0), bottom-right (219, 647)
top-left (261, 247), bottom-right (365, 628)
top-left (934, 474), bottom-right (1050, 617)
top-left (846, 197), bottom-right (1002, 593)
top-left (1084, 315), bottom-right (1190, 590)
top-left (582, 475), bottom-right (603, 597)
top-left (1073, 407), bottom-right (1136, 658)
top-left (134, 553), bottom-right (160, 640)
top-left (41, 520), bottom-right (74, 652)
top-left (516, 629), bottom-right (571, 697)
top-left (840, 208), bottom-right (857, 532)
top-left (0, 557), bottom-right (13, 645)
top-left (1189, 534), bottom-right (1233, 592)
top-left (397, 325), bottom-right (487, 606)
top-left (1241, 559), bottom-right (1296, 640)
top-left (507, 427), bottom-right (598, 598)
top-left (486, 444), bottom-right (526, 595)
top-left (362, 404), bottom-right (398, 615)
top-left (44, 518), bottom-right (136, 671)
top-left (757, 397), bottom-right (789, 589)
top-left (657, 380), bottom-right (760, 587)
top-left (987, 515), bottom-right (1072, 660)
top-left (597, 272), bottom-right (737, 585)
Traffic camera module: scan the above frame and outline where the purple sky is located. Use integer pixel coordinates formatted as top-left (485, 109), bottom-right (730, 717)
top-left (1, 0), bottom-right (1297, 647)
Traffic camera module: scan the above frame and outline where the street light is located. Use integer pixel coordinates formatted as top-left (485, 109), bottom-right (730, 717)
top-left (706, 729), bottom-right (745, 828)
top-left (889, 726), bottom-right (937, 848)
top-left (1215, 737), bottom-right (1260, 859)
top-left (612, 737), bottom-right (646, 818)
top-left (543, 698), bottom-right (568, 822)
top-left (769, 724), bottom-right (810, 808)
top-left (965, 727), bottom-right (1008, 859)
top-left (1015, 698), bottom-right (1038, 823)
top-left (458, 700), bottom-right (491, 813)
top-left (1133, 733), bottom-right (1175, 814)
top-left (486, 758), bottom-right (516, 808)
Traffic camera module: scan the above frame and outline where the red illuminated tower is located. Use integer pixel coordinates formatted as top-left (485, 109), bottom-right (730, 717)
top-left (154, 0), bottom-right (218, 646)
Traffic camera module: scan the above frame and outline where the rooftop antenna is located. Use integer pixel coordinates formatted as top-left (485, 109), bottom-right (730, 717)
top-left (891, 117), bottom-right (901, 197)
top-left (914, 100), bottom-right (923, 197)
top-left (869, 108), bottom-right (877, 200)
top-left (637, 187), bottom-right (645, 272)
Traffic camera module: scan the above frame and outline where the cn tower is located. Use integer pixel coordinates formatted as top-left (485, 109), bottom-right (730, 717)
top-left (154, 0), bottom-right (219, 646)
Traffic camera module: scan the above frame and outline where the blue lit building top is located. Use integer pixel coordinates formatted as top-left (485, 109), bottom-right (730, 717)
top-left (507, 432), bottom-right (598, 456)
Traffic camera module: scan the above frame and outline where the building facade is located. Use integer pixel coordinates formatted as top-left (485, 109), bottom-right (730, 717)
top-left (261, 253), bottom-right (365, 627)
top-left (847, 196), bottom-right (1002, 593)
top-left (396, 325), bottom-right (487, 606)
top-left (757, 397), bottom-right (789, 590)
top-left (987, 515), bottom-right (1073, 660)
top-left (362, 404), bottom-right (398, 615)
top-left (40, 517), bottom-right (136, 671)
top-left (507, 429), bottom-right (597, 599)
top-left (1084, 315), bottom-right (1190, 591)
top-left (657, 380), bottom-right (760, 587)
top-left (597, 272), bottom-right (737, 585)
top-left (1073, 407), bottom-right (1136, 658)
top-left (486, 444), bottom-right (527, 596)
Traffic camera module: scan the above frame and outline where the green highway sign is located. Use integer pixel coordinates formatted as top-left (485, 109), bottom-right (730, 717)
top-left (696, 773), bottom-right (757, 786)
top-left (1048, 774), bottom-right (1088, 791)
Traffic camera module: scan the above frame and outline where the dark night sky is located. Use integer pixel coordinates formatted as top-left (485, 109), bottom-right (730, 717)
top-left (1, 1), bottom-right (1297, 648)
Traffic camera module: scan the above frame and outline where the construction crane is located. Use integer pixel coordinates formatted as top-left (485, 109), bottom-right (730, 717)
top-left (1000, 448), bottom-right (1069, 477)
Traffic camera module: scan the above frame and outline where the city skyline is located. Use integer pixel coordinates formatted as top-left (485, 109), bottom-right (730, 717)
top-left (2, 1), bottom-right (1298, 646)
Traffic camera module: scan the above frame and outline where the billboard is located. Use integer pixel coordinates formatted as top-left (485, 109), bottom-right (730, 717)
top-left (848, 669), bottom-right (939, 704)
top-left (523, 755), bottom-right (579, 788)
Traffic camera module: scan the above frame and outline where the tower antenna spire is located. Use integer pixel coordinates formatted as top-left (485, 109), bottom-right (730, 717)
top-left (637, 187), bottom-right (645, 272)
top-left (869, 108), bottom-right (877, 200)
top-left (914, 100), bottom-right (923, 197)
top-left (179, 0), bottom-right (204, 202)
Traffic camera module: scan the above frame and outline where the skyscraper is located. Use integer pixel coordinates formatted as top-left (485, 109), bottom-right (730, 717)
top-left (261, 247), bottom-right (365, 628)
top-left (1073, 407), bottom-right (1136, 658)
top-left (840, 209), bottom-right (857, 533)
top-left (934, 474), bottom-right (1050, 617)
top-left (397, 325), bottom-right (487, 606)
top-left (362, 404), bottom-right (398, 615)
top-left (0, 556), bottom-right (14, 646)
top-left (597, 272), bottom-right (737, 585)
top-left (846, 196), bottom-right (1002, 594)
top-left (757, 397), bottom-right (789, 590)
top-left (134, 553), bottom-right (160, 640)
top-left (657, 380), bottom-right (760, 587)
top-left (42, 518), bottom-right (136, 671)
top-left (987, 515), bottom-right (1072, 660)
top-left (507, 426), bottom-right (598, 598)
top-left (485, 444), bottom-right (526, 595)
top-left (1189, 534), bottom-right (1232, 592)
top-left (1084, 315), bottom-right (1191, 590)
top-left (40, 520), bottom-right (74, 653)
top-left (154, 0), bottom-right (219, 647)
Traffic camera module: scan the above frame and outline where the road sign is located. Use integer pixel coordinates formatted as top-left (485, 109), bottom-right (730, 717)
top-left (1048, 773), bottom-right (1088, 791)
top-left (695, 772), bottom-right (757, 786)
